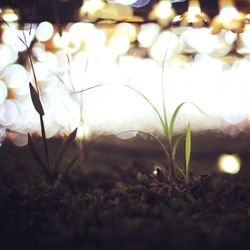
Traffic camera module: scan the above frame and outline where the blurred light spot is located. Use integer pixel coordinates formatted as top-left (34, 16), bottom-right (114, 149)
top-left (33, 62), bottom-right (50, 81)
top-left (0, 100), bottom-right (18, 126)
top-left (37, 52), bottom-right (57, 72)
top-left (36, 21), bottom-right (54, 42)
top-left (115, 0), bottom-right (137, 5)
top-left (1, 8), bottom-right (19, 22)
top-left (108, 34), bottom-right (130, 55)
top-left (55, 51), bottom-right (69, 72)
top-left (137, 23), bottom-right (160, 48)
top-left (132, 0), bottom-right (150, 8)
top-left (115, 23), bottom-right (137, 42)
top-left (218, 154), bottom-right (241, 174)
top-left (3, 64), bottom-right (28, 88)
top-left (219, 6), bottom-right (239, 24)
top-left (0, 81), bottom-right (8, 104)
top-left (149, 31), bottom-right (180, 62)
top-left (69, 22), bottom-right (95, 42)
top-left (0, 44), bottom-right (18, 68)
top-left (153, 170), bottom-right (158, 176)
top-left (97, 2), bottom-right (133, 20)
top-left (155, 0), bottom-right (172, 19)
top-left (80, 0), bottom-right (105, 20)
top-left (10, 133), bottom-right (28, 147)
top-left (117, 131), bottom-right (137, 139)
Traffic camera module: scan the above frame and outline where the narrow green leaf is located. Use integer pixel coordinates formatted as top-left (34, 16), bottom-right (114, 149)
top-left (54, 128), bottom-right (78, 175)
top-left (73, 84), bottom-right (105, 94)
top-left (169, 102), bottom-right (206, 145)
top-left (169, 102), bottom-right (186, 144)
top-left (176, 164), bottom-right (186, 179)
top-left (28, 134), bottom-right (49, 176)
top-left (123, 84), bottom-right (168, 138)
top-left (171, 134), bottom-right (183, 161)
top-left (185, 123), bottom-right (192, 184)
top-left (29, 82), bottom-right (44, 116)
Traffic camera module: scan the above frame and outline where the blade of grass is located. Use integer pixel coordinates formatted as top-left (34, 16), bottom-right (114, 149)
top-left (176, 164), bottom-right (186, 179)
top-left (161, 33), bottom-right (172, 141)
top-left (169, 102), bottom-right (206, 145)
top-left (54, 128), bottom-right (78, 176)
top-left (169, 102), bottom-right (186, 144)
top-left (185, 123), bottom-right (191, 184)
top-left (123, 84), bottom-right (168, 136)
top-left (73, 84), bottom-right (105, 94)
top-left (171, 134), bottom-right (183, 161)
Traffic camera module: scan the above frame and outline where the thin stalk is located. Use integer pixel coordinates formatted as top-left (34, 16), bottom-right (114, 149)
top-left (28, 48), bottom-right (50, 168)
top-left (28, 51), bottom-right (39, 93)
top-left (160, 26), bottom-right (173, 141)
top-left (161, 46), bottom-right (169, 140)
top-left (39, 115), bottom-right (50, 169)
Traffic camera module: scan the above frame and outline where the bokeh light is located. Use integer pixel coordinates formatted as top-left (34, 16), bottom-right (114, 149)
top-left (218, 154), bottom-right (241, 174)
top-left (36, 21), bottom-right (54, 42)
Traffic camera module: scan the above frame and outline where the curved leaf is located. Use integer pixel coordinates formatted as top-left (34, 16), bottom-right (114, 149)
top-left (54, 128), bottom-right (78, 175)
top-left (123, 84), bottom-right (168, 137)
top-left (29, 82), bottom-right (44, 116)
top-left (171, 134), bottom-right (183, 161)
top-left (169, 102), bottom-right (186, 144)
top-left (185, 123), bottom-right (192, 184)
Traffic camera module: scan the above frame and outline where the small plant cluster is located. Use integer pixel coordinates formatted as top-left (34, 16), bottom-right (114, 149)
top-left (124, 85), bottom-right (193, 184)
top-left (28, 82), bottom-right (78, 183)
top-left (1, 4), bottom-right (199, 187)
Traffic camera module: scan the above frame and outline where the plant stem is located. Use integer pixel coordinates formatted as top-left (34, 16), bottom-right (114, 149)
top-left (40, 115), bottom-right (50, 169)
top-left (168, 146), bottom-right (175, 178)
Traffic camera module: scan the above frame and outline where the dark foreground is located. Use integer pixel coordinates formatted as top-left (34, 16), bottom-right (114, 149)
top-left (1, 171), bottom-right (250, 250)
top-left (0, 134), bottom-right (250, 250)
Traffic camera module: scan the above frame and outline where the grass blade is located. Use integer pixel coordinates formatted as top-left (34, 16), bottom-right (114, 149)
top-left (169, 102), bottom-right (186, 144)
top-left (176, 164), bottom-right (186, 179)
top-left (54, 128), bottom-right (78, 175)
top-left (169, 102), bottom-right (206, 145)
top-left (171, 134), bottom-right (183, 161)
top-left (123, 84), bottom-right (168, 137)
top-left (28, 134), bottom-right (49, 176)
top-left (73, 84), bottom-right (105, 94)
top-left (185, 123), bottom-right (192, 184)
top-left (29, 82), bottom-right (44, 116)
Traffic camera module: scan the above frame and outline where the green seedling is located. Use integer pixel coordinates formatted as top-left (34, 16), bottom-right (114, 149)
top-left (123, 84), bottom-right (197, 183)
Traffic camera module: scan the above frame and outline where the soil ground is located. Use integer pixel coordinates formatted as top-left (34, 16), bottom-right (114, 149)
top-left (0, 132), bottom-right (250, 250)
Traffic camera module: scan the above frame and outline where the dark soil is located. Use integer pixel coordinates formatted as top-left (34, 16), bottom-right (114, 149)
top-left (0, 138), bottom-right (250, 250)
top-left (1, 165), bottom-right (250, 250)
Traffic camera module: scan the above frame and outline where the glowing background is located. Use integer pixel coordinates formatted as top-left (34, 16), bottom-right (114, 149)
top-left (1, 0), bottom-right (250, 146)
